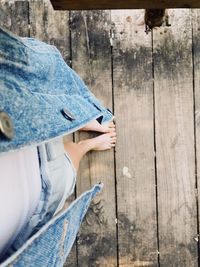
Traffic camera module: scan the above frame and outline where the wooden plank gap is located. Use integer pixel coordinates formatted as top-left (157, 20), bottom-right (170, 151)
top-left (151, 28), bottom-right (161, 267)
top-left (191, 8), bottom-right (200, 267)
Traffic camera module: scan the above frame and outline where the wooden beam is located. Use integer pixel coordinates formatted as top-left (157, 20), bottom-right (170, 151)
top-left (50, 0), bottom-right (200, 10)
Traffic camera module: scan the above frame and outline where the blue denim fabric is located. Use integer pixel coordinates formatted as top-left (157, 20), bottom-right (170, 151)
top-left (1, 184), bottom-right (103, 267)
top-left (0, 27), bottom-right (111, 265)
top-left (0, 27), bottom-right (113, 154)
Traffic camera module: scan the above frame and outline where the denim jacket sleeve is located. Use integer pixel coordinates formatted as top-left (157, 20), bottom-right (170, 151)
top-left (0, 27), bottom-right (113, 154)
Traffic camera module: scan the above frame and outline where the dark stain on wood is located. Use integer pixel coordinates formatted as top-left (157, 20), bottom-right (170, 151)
top-left (0, 1), bottom-right (29, 35)
top-left (117, 213), bottom-right (157, 266)
top-left (78, 213), bottom-right (158, 267)
top-left (77, 232), bottom-right (117, 267)
top-left (70, 11), bottom-right (111, 61)
top-left (153, 37), bottom-right (192, 78)
top-left (114, 47), bottom-right (152, 90)
top-left (158, 235), bottom-right (197, 266)
top-left (76, 202), bottom-right (117, 267)
top-left (11, 1), bottom-right (29, 36)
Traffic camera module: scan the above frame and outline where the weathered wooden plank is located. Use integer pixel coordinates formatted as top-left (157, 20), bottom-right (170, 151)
top-left (0, 1), bottom-right (13, 30)
top-left (0, 0), bottom-right (29, 36)
top-left (50, 0), bottom-right (200, 10)
top-left (29, 1), bottom-right (77, 266)
top-left (111, 10), bottom-right (158, 266)
top-left (10, 1), bottom-right (29, 36)
top-left (70, 10), bottom-right (117, 267)
top-left (192, 8), bottom-right (200, 262)
top-left (29, 0), bottom-right (70, 63)
top-left (153, 9), bottom-right (198, 266)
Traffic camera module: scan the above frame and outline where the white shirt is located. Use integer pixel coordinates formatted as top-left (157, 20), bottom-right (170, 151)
top-left (0, 146), bottom-right (41, 256)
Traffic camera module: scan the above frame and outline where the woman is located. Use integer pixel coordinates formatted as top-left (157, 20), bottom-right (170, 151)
top-left (0, 26), bottom-right (116, 263)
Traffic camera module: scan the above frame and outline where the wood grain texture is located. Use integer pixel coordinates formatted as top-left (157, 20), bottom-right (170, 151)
top-left (10, 1), bottom-right (29, 36)
top-left (0, 1), bottom-right (12, 30)
top-left (70, 10), bottom-right (117, 267)
top-left (153, 9), bottom-right (198, 266)
top-left (2, 2), bottom-right (200, 265)
top-left (29, 0), bottom-right (70, 63)
top-left (50, 0), bottom-right (200, 10)
top-left (111, 10), bottom-right (158, 266)
top-left (0, 0), bottom-right (29, 36)
top-left (192, 8), bottom-right (200, 264)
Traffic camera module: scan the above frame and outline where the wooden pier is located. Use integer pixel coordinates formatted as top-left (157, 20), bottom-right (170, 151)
top-left (1, 1), bottom-right (200, 266)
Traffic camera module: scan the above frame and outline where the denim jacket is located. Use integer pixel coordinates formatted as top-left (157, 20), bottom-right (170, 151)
top-left (0, 27), bottom-right (112, 154)
top-left (0, 27), bottom-right (112, 266)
